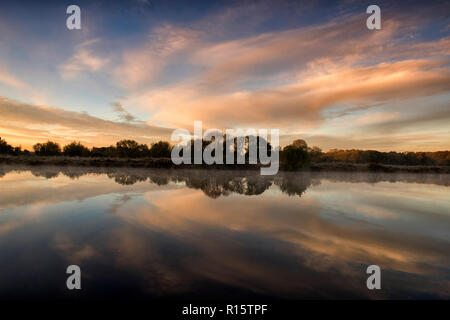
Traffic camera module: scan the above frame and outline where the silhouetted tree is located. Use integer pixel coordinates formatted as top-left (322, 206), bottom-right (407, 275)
top-left (91, 146), bottom-right (117, 157)
top-left (116, 139), bottom-right (148, 158)
top-left (0, 135), bottom-right (448, 167)
top-left (13, 146), bottom-right (22, 155)
top-left (33, 141), bottom-right (61, 156)
top-left (150, 141), bottom-right (171, 158)
top-left (315, 149), bottom-right (450, 166)
top-left (280, 140), bottom-right (310, 170)
top-left (0, 137), bottom-right (13, 155)
top-left (292, 139), bottom-right (308, 150)
top-left (309, 146), bottom-right (323, 162)
top-left (63, 141), bottom-right (90, 157)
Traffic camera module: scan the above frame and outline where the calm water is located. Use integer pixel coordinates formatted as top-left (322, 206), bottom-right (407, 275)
top-left (0, 165), bottom-right (449, 300)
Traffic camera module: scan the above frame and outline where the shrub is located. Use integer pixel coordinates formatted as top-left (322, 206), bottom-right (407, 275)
top-left (0, 137), bottom-right (13, 155)
top-left (281, 145), bottom-right (311, 170)
top-left (150, 141), bottom-right (171, 158)
top-left (116, 140), bottom-right (149, 158)
top-left (91, 146), bottom-right (117, 157)
top-left (63, 141), bottom-right (90, 157)
top-left (33, 141), bottom-right (61, 156)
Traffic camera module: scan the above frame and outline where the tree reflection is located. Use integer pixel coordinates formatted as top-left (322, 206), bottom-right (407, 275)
top-left (31, 168), bottom-right (60, 179)
top-left (107, 173), bottom-right (147, 185)
top-left (0, 166), bottom-right (449, 199)
top-left (149, 176), bottom-right (169, 186)
top-left (274, 174), bottom-right (313, 197)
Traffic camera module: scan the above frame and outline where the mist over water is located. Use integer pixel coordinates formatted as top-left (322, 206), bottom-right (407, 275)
top-left (0, 166), bottom-right (449, 300)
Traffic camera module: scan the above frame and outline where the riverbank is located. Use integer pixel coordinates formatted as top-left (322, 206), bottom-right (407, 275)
top-left (0, 155), bottom-right (449, 173)
top-left (309, 162), bottom-right (450, 173)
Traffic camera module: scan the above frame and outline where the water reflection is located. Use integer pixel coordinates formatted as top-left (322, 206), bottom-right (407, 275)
top-left (1, 165), bottom-right (449, 198)
top-left (0, 165), bottom-right (449, 300)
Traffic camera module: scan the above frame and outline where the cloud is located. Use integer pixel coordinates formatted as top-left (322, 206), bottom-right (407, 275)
top-left (0, 97), bottom-right (173, 148)
top-left (2, 0), bottom-right (449, 151)
top-left (110, 185), bottom-right (450, 297)
top-left (59, 39), bottom-right (109, 79)
top-left (114, 25), bottom-right (201, 89)
top-left (184, 12), bottom-right (447, 90)
top-left (113, 8), bottom-right (449, 141)
top-left (288, 132), bottom-right (450, 152)
top-left (0, 68), bottom-right (27, 89)
top-left (53, 234), bottom-right (97, 263)
top-left (128, 58), bottom-right (450, 131)
top-left (111, 101), bottom-right (137, 122)
top-left (364, 105), bottom-right (450, 135)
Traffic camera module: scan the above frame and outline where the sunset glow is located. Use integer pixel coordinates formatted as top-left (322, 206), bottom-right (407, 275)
top-left (0, 0), bottom-right (448, 151)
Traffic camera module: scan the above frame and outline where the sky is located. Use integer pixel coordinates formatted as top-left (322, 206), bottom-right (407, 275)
top-left (0, 0), bottom-right (449, 151)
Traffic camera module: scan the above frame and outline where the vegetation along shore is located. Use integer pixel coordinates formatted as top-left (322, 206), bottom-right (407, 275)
top-left (1, 137), bottom-right (449, 173)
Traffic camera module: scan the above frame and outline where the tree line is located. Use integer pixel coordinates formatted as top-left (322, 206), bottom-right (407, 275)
top-left (0, 138), bottom-right (172, 158)
top-left (310, 148), bottom-right (450, 166)
top-left (1, 137), bottom-right (449, 167)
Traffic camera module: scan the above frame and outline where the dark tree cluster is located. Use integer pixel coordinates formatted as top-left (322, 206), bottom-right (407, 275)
top-left (280, 139), bottom-right (310, 170)
top-left (0, 137), bottom-right (24, 155)
top-left (0, 136), bottom-right (448, 167)
top-left (177, 135), bottom-right (274, 165)
top-left (33, 141), bottom-right (62, 156)
top-left (63, 142), bottom-right (90, 157)
top-left (311, 149), bottom-right (450, 166)
top-left (20, 139), bottom-right (172, 158)
top-left (0, 137), bottom-right (13, 154)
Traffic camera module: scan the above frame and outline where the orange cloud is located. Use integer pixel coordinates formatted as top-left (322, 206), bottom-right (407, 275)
top-left (0, 97), bottom-right (173, 149)
top-left (114, 25), bottom-right (202, 89)
top-left (115, 13), bottom-right (449, 144)
top-left (127, 58), bottom-right (450, 130)
top-left (0, 68), bottom-right (27, 89)
top-left (59, 39), bottom-right (109, 79)
top-left (1, 7), bottom-right (449, 151)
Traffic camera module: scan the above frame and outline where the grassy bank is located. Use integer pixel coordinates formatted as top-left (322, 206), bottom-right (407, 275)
top-left (1, 155), bottom-right (449, 173)
top-left (310, 162), bottom-right (450, 173)
top-left (0, 155), bottom-right (258, 170)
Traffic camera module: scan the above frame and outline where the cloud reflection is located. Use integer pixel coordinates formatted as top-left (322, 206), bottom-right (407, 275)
top-left (0, 167), bottom-right (449, 299)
